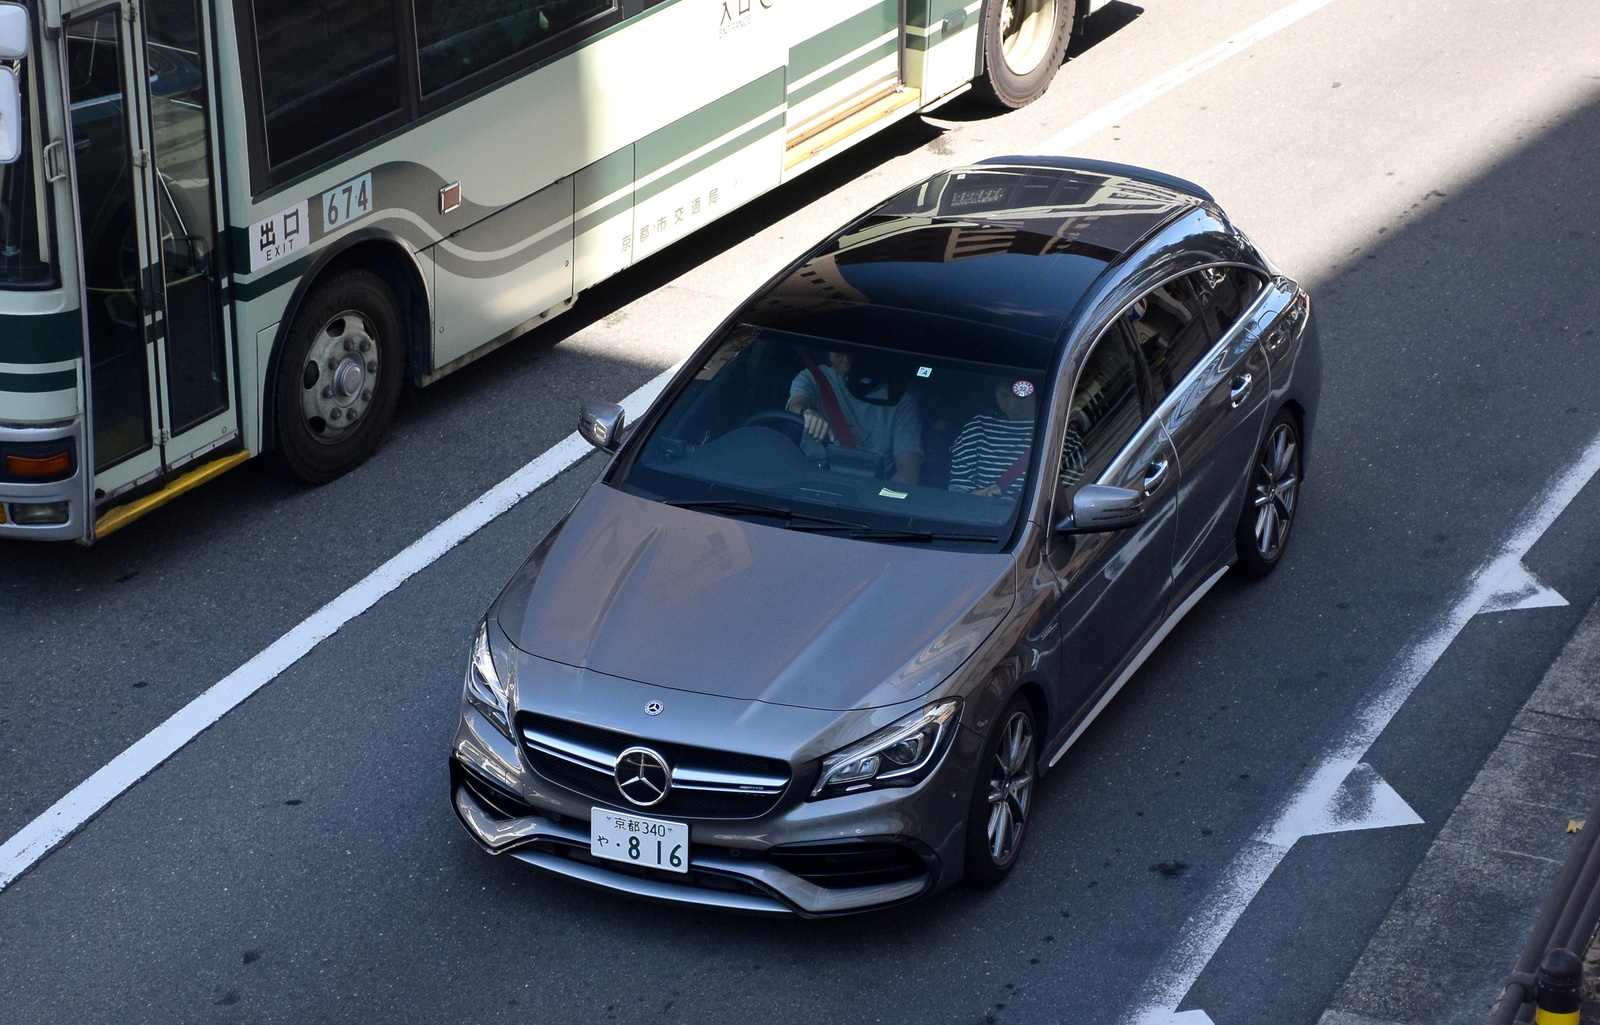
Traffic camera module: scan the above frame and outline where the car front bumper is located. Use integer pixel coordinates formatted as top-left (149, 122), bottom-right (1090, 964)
top-left (449, 691), bottom-right (980, 917)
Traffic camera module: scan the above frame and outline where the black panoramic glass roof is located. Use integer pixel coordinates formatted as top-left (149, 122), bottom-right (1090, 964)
top-left (745, 163), bottom-right (1197, 371)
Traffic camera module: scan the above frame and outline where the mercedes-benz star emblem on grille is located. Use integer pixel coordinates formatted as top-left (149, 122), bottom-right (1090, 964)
top-left (614, 747), bottom-right (672, 807)
top-left (644, 701), bottom-right (663, 716)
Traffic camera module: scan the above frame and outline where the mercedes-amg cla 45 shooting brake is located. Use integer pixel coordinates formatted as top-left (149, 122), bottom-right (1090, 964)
top-left (449, 157), bottom-right (1321, 916)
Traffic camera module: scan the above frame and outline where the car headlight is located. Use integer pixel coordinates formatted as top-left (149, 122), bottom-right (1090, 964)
top-left (463, 621), bottom-right (510, 734)
top-left (810, 699), bottom-right (961, 799)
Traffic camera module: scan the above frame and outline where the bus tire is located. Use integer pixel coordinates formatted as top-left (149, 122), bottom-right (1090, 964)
top-left (270, 269), bottom-right (404, 484)
top-left (972, 0), bottom-right (1074, 110)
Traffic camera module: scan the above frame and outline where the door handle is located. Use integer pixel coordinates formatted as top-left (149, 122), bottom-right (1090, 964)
top-left (1229, 373), bottom-right (1253, 408)
top-left (1143, 459), bottom-right (1169, 497)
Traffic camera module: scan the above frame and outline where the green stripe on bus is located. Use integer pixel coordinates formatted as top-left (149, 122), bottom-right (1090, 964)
top-left (575, 192), bottom-right (635, 240)
top-left (788, 38), bottom-right (899, 108)
top-left (232, 253), bottom-right (315, 304)
top-left (0, 369), bottom-right (76, 393)
top-left (0, 310), bottom-right (80, 364)
top-left (905, 0), bottom-right (937, 30)
top-left (576, 147), bottom-right (635, 211)
top-left (635, 115), bottom-right (784, 207)
top-left (637, 69), bottom-right (786, 180)
top-left (789, 2), bottom-right (898, 82)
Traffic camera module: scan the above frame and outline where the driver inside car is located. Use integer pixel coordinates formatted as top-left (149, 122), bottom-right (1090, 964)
top-left (785, 350), bottom-right (923, 484)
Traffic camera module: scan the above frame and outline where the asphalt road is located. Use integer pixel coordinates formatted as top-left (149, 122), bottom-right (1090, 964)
top-left (5, 0), bottom-right (1600, 1022)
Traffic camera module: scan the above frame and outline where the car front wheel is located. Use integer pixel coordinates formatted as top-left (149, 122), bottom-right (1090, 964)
top-left (964, 695), bottom-right (1038, 886)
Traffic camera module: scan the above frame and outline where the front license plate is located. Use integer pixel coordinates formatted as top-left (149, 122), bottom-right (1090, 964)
top-left (590, 808), bottom-right (689, 874)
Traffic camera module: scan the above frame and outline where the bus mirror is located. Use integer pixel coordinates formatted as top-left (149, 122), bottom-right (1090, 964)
top-left (0, 3), bottom-right (28, 60)
top-left (0, 68), bottom-right (20, 165)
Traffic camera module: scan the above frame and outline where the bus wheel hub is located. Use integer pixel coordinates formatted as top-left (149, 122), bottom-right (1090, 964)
top-left (301, 311), bottom-right (378, 441)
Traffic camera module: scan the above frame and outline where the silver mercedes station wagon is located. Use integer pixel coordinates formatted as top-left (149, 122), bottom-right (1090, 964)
top-left (449, 157), bottom-right (1321, 916)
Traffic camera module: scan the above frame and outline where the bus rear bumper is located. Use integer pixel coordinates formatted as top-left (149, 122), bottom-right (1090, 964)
top-left (0, 420), bottom-right (86, 541)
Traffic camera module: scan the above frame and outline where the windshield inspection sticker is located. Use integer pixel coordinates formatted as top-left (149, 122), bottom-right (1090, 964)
top-left (249, 200), bottom-right (308, 273)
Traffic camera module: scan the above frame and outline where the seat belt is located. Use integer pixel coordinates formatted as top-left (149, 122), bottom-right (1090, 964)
top-left (994, 449), bottom-right (1030, 492)
top-left (798, 351), bottom-right (857, 449)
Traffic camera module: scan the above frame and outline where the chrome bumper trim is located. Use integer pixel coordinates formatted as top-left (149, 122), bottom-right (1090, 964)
top-left (452, 785), bottom-right (931, 915)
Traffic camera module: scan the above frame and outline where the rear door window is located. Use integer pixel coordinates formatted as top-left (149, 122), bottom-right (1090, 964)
top-left (1130, 266), bottom-right (1267, 401)
top-left (1127, 272), bottom-right (1212, 401)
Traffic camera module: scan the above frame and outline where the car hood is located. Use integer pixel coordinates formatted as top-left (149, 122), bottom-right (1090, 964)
top-left (492, 483), bottom-right (1015, 711)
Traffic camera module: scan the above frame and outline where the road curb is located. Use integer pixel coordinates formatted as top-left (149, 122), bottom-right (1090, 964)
top-left (1315, 596), bottom-right (1600, 1025)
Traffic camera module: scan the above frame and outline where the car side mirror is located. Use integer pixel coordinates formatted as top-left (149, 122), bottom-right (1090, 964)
top-left (1055, 484), bottom-right (1145, 534)
top-left (578, 400), bottom-right (625, 452)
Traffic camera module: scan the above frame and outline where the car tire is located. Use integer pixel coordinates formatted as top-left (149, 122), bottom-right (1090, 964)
top-left (964, 694), bottom-right (1038, 887)
top-left (972, 0), bottom-right (1075, 110)
top-left (270, 269), bottom-right (405, 484)
top-left (1234, 408), bottom-right (1303, 577)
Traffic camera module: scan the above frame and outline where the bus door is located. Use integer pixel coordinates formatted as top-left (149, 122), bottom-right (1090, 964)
top-left (783, 0), bottom-right (915, 173)
top-left (62, 0), bottom-right (236, 515)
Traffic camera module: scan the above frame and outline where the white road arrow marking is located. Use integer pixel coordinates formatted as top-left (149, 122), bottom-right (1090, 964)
top-left (1476, 555), bottom-right (1568, 615)
top-left (1132, 763), bottom-right (1419, 1025)
top-left (1138, 1011), bottom-right (1217, 1025)
top-left (1265, 762), bottom-right (1423, 846)
top-left (1125, 426), bottom-right (1600, 1025)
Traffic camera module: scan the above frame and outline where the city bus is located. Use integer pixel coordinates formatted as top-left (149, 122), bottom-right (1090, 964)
top-left (0, 0), bottom-right (1084, 542)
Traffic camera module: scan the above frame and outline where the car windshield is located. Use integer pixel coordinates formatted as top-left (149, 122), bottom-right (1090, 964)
top-left (616, 326), bottom-right (1050, 548)
top-left (0, 59), bottom-right (52, 287)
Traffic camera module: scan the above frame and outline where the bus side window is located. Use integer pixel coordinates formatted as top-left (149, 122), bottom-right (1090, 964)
top-left (414, 0), bottom-right (616, 96)
top-left (250, 0), bottom-right (403, 168)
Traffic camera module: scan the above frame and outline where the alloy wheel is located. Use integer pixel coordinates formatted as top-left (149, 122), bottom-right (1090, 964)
top-left (1251, 421), bottom-right (1300, 560)
top-left (985, 709), bottom-right (1035, 865)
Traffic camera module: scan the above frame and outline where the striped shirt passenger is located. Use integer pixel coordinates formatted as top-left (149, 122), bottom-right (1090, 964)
top-left (949, 379), bottom-right (1040, 497)
top-left (949, 415), bottom-right (1035, 496)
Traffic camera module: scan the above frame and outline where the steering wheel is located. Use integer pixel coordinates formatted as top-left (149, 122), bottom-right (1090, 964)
top-left (743, 410), bottom-right (827, 464)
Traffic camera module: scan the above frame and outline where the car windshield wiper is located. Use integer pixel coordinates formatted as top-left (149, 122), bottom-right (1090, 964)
top-left (846, 530), bottom-right (1001, 545)
top-left (664, 500), bottom-right (869, 532)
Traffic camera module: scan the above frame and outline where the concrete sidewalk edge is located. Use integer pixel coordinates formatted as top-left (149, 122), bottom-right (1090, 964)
top-left (1316, 598), bottom-right (1600, 1025)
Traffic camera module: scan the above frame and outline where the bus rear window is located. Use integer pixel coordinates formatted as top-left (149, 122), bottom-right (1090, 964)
top-left (251, 0), bottom-right (403, 168)
top-left (0, 60), bottom-right (52, 288)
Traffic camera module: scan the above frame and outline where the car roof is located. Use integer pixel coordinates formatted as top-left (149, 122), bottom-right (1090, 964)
top-left (741, 160), bottom-right (1204, 371)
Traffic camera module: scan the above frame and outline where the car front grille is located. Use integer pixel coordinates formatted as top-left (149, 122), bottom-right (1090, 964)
top-left (516, 712), bottom-right (791, 819)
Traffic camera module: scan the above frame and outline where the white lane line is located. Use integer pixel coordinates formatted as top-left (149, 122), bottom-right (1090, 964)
top-left (0, 0), bottom-right (1349, 895)
top-left (1126, 426), bottom-right (1600, 1025)
top-left (0, 370), bottom-right (678, 894)
top-left (1038, 0), bottom-right (1342, 155)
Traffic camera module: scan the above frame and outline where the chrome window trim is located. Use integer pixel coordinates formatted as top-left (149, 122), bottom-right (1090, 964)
top-left (1051, 261), bottom-right (1278, 497)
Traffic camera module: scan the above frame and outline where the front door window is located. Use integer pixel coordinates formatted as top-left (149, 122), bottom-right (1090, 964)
top-left (67, 10), bottom-right (150, 472)
top-left (145, 0), bottom-right (227, 434)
